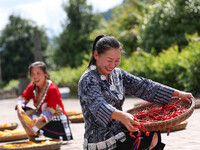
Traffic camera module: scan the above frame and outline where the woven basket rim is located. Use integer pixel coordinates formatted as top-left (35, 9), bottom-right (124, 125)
top-left (66, 111), bottom-right (82, 116)
top-left (0, 123), bottom-right (18, 131)
top-left (0, 133), bottom-right (28, 142)
top-left (160, 121), bottom-right (187, 132)
top-left (195, 100), bottom-right (200, 108)
top-left (69, 117), bottom-right (84, 123)
top-left (0, 139), bottom-right (62, 150)
top-left (127, 97), bottom-right (195, 131)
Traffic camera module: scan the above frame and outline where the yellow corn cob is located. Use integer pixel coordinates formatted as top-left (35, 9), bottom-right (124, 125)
top-left (21, 113), bottom-right (34, 126)
top-left (2, 144), bottom-right (16, 148)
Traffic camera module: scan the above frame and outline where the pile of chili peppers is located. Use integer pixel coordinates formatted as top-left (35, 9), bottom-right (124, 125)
top-left (133, 99), bottom-right (188, 123)
top-left (130, 99), bottom-right (188, 150)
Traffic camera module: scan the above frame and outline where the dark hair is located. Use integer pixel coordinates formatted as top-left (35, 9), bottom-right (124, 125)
top-left (88, 34), bottom-right (123, 67)
top-left (29, 61), bottom-right (50, 79)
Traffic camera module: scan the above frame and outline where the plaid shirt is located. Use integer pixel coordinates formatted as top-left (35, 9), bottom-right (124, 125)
top-left (78, 66), bottom-right (174, 150)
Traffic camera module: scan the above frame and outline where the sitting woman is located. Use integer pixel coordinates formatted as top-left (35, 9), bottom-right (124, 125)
top-left (16, 61), bottom-right (73, 142)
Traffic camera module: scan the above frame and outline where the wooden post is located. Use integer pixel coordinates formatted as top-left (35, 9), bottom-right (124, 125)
top-left (0, 51), bottom-right (2, 87)
top-left (34, 30), bottom-right (42, 61)
top-left (18, 74), bottom-right (30, 95)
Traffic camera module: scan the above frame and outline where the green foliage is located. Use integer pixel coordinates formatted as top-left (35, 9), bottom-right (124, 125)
top-left (140, 0), bottom-right (200, 53)
top-left (53, 0), bottom-right (101, 68)
top-left (151, 47), bottom-right (182, 89)
top-left (2, 79), bottom-right (19, 91)
top-left (177, 34), bottom-right (200, 94)
top-left (102, 9), bottom-right (113, 21)
top-left (0, 15), bottom-right (48, 81)
top-left (91, 0), bottom-right (145, 55)
top-left (92, 0), bottom-right (200, 55)
top-left (49, 59), bottom-right (88, 97)
top-left (3, 0), bottom-right (200, 97)
top-left (121, 34), bottom-right (200, 94)
top-left (8, 34), bottom-right (196, 97)
top-left (121, 46), bottom-right (184, 90)
top-left (120, 49), bottom-right (155, 78)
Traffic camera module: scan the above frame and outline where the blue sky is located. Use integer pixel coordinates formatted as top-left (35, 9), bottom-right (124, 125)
top-left (0, 0), bottom-right (123, 37)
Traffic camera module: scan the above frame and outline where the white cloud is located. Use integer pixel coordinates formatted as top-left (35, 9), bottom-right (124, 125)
top-left (0, 0), bottom-right (65, 36)
top-left (17, 0), bottom-right (66, 36)
top-left (0, 0), bottom-right (123, 37)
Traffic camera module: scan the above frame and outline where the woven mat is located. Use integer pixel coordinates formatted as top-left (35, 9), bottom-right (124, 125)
top-left (0, 123), bottom-right (18, 131)
top-left (65, 111), bottom-right (82, 117)
top-left (0, 134), bottom-right (28, 142)
top-left (69, 114), bottom-right (84, 123)
top-left (0, 139), bottom-right (62, 150)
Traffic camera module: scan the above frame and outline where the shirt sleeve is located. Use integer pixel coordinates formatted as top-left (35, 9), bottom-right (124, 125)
top-left (79, 75), bottom-right (116, 128)
top-left (40, 109), bottom-right (54, 123)
top-left (16, 97), bottom-right (26, 108)
top-left (15, 83), bottom-right (33, 109)
top-left (121, 69), bottom-right (174, 105)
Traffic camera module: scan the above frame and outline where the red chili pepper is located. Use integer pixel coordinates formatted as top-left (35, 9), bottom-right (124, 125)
top-left (145, 132), bottom-right (150, 136)
top-left (131, 138), bottom-right (138, 150)
top-left (136, 139), bottom-right (141, 149)
top-left (131, 138), bottom-right (140, 150)
top-left (174, 99), bottom-right (182, 105)
top-left (130, 132), bottom-right (136, 138)
top-left (137, 131), bottom-right (141, 137)
top-left (167, 128), bottom-right (170, 136)
top-left (141, 123), bottom-right (145, 133)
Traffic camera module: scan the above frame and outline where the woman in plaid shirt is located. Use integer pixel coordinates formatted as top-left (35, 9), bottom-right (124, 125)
top-left (78, 35), bottom-right (194, 150)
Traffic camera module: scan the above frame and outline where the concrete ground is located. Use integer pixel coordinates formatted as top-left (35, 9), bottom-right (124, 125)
top-left (0, 97), bottom-right (200, 150)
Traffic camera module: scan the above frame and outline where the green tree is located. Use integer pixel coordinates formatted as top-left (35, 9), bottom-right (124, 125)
top-left (115, 0), bottom-right (145, 55)
top-left (91, 0), bottom-right (145, 56)
top-left (53, 0), bottom-right (100, 68)
top-left (0, 15), bottom-right (48, 82)
top-left (140, 0), bottom-right (200, 53)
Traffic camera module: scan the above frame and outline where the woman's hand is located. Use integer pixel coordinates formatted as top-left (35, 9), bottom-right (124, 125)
top-left (120, 112), bottom-right (140, 132)
top-left (16, 104), bottom-right (25, 115)
top-left (173, 90), bottom-right (195, 103)
top-left (28, 116), bottom-right (44, 127)
top-left (179, 91), bottom-right (195, 103)
top-left (31, 116), bottom-right (45, 127)
top-left (111, 109), bottom-right (140, 132)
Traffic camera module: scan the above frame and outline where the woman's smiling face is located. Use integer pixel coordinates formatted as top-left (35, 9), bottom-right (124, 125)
top-left (30, 67), bottom-right (46, 89)
top-left (94, 48), bottom-right (121, 78)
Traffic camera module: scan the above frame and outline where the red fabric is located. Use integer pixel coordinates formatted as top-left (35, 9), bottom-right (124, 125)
top-left (20, 82), bottom-right (66, 115)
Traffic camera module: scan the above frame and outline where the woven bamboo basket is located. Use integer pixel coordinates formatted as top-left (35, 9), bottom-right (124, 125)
top-left (160, 121), bottom-right (187, 132)
top-left (0, 134), bottom-right (28, 142)
top-left (0, 139), bottom-right (62, 150)
top-left (0, 123), bottom-right (18, 131)
top-left (68, 114), bottom-right (84, 123)
top-left (65, 111), bottom-right (82, 117)
top-left (127, 97), bottom-right (195, 132)
top-left (195, 100), bottom-right (200, 109)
